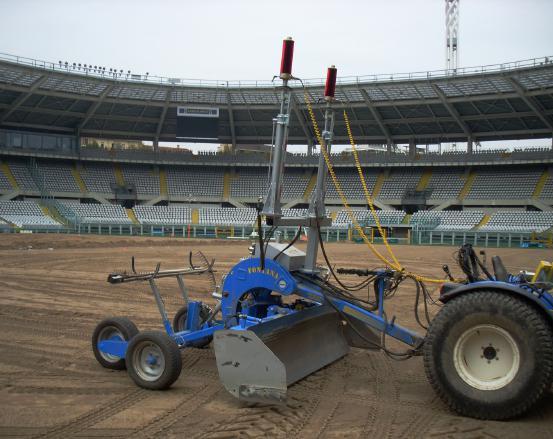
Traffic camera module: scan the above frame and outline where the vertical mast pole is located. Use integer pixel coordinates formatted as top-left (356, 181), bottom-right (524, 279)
top-left (262, 37), bottom-right (294, 222)
top-left (304, 66), bottom-right (337, 273)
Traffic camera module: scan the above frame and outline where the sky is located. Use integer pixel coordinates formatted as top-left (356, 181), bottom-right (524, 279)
top-left (1, 0), bottom-right (552, 151)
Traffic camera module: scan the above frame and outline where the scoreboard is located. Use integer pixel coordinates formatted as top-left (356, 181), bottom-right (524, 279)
top-left (176, 106), bottom-right (219, 140)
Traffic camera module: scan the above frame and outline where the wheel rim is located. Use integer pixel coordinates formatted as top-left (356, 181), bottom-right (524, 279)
top-left (97, 326), bottom-right (124, 362)
top-left (132, 341), bottom-right (165, 382)
top-left (453, 324), bottom-right (520, 391)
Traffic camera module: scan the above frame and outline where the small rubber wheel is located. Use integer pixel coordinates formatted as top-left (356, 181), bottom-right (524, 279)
top-left (92, 317), bottom-right (139, 370)
top-left (424, 291), bottom-right (553, 420)
top-left (173, 304), bottom-right (213, 348)
top-left (126, 331), bottom-right (182, 390)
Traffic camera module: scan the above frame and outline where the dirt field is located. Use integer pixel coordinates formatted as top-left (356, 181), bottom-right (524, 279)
top-left (0, 234), bottom-right (551, 438)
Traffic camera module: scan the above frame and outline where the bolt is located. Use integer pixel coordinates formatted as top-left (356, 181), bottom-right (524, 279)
top-left (481, 355), bottom-right (484, 359)
top-left (487, 360), bottom-right (491, 364)
top-left (496, 357), bottom-right (499, 361)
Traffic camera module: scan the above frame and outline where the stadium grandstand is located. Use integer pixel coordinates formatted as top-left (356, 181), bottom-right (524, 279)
top-left (0, 52), bottom-right (552, 247)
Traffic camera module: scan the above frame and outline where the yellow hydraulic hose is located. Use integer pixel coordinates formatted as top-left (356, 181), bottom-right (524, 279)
top-left (303, 91), bottom-right (449, 284)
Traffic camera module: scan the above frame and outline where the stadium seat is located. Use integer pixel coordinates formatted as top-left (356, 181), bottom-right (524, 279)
top-left (0, 200), bottom-right (62, 227)
top-left (410, 210), bottom-right (484, 231)
top-left (58, 200), bottom-right (131, 224)
top-left (132, 205), bottom-right (191, 225)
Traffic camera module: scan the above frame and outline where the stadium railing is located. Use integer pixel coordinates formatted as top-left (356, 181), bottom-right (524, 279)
top-left (1, 52), bottom-right (552, 88)
top-left (1, 221), bottom-right (548, 249)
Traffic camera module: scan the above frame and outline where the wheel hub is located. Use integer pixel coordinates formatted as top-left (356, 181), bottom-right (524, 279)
top-left (482, 345), bottom-right (497, 361)
top-left (97, 326), bottom-right (124, 362)
top-left (453, 324), bottom-right (520, 391)
top-left (133, 341), bottom-right (165, 381)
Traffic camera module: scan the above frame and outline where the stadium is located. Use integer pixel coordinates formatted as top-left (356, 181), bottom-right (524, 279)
top-left (1, 1), bottom-right (553, 437)
top-left (0, 52), bottom-right (552, 245)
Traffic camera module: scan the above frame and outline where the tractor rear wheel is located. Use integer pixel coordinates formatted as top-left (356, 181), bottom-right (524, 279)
top-left (424, 291), bottom-right (553, 420)
top-left (126, 331), bottom-right (182, 390)
top-left (92, 317), bottom-right (139, 370)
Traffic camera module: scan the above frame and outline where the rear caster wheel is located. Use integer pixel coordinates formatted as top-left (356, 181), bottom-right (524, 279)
top-left (424, 291), bottom-right (553, 420)
top-left (173, 303), bottom-right (213, 348)
top-left (92, 317), bottom-right (138, 370)
top-left (126, 331), bottom-right (182, 390)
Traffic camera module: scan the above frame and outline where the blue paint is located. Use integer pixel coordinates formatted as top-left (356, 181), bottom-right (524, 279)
top-left (173, 324), bottom-right (223, 346)
top-left (295, 274), bottom-right (424, 347)
top-left (98, 252), bottom-right (552, 367)
top-left (98, 338), bottom-right (128, 358)
top-left (186, 301), bottom-right (202, 331)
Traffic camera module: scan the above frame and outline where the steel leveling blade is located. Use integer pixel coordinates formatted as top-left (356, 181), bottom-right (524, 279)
top-left (214, 305), bottom-right (349, 404)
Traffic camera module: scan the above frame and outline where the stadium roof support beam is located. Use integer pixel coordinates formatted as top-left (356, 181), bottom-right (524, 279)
top-left (76, 84), bottom-right (115, 133)
top-left (238, 90), bottom-right (261, 140)
top-left (432, 84), bottom-right (474, 152)
top-left (359, 89), bottom-right (393, 152)
top-left (0, 75), bottom-right (48, 124)
top-left (291, 94), bottom-right (314, 154)
top-left (226, 89), bottom-right (237, 150)
top-left (154, 91), bottom-right (171, 151)
top-left (508, 77), bottom-right (553, 146)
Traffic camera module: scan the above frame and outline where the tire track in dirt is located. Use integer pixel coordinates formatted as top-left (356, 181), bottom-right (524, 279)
top-left (129, 382), bottom-right (222, 438)
top-left (291, 363), bottom-right (349, 438)
top-left (360, 352), bottom-right (400, 438)
top-left (192, 367), bottom-right (330, 438)
top-left (7, 386), bottom-right (129, 396)
top-left (31, 388), bottom-right (149, 439)
top-left (1, 239), bottom-right (551, 437)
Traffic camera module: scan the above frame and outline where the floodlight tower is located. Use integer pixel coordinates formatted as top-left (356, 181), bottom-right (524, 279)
top-left (445, 0), bottom-right (459, 72)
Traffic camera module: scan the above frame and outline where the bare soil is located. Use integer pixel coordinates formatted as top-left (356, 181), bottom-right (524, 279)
top-left (0, 234), bottom-right (551, 438)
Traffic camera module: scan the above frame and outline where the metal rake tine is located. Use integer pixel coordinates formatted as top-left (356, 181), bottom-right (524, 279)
top-left (208, 258), bottom-right (216, 272)
top-left (189, 251), bottom-right (199, 270)
top-left (152, 262), bottom-right (161, 278)
top-left (131, 256), bottom-right (137, 274)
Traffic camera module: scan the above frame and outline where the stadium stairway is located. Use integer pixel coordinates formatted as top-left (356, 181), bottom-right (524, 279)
top-left (474, 214), bottom-right (491, 230)
top-left (533, 169), bottom-right (550, 198)
top-left (159, 168), bottom-right (168, 197)
top-left (39, 202), bottom-right (68, 226)
top-left (1, 161), bottom-right (19, 189)
top-left (39, 205), bottom-right (50, 216)
top-left (415, 169), bottom-right (433, 191)
top-left (223, 171), bottom-right (232, 200)
top-left (114, 164), bottom-right (125, 186)
top-left (192, 208), bottom-right (199, 224)
top-left (458, 169), bottom-right (476, 200)
top-left (303, 171), bottom-right (317, 200)
top-left (71, 164), bottom-right (88, 193)
top-left (126, 208), bottom-right (139, 224)
top-left (373, 171), bottom-right (387, 198)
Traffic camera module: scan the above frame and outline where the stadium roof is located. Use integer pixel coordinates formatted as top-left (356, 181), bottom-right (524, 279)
top-left (0, 53), bottom-right (552, 146)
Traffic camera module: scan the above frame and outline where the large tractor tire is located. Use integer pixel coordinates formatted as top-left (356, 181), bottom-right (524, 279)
top-left (126, 331), bottom-right (182, 390)
top-left (92, 317), bottom-right (139, 370)
top-left (424, 291), bottom-right (553, 420)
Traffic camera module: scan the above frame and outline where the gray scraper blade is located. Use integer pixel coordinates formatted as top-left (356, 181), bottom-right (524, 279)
top-left (214, 304), bottom-right (349, 404)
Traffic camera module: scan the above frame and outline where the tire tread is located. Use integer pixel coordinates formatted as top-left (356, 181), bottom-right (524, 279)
top-left (423, 291), bottom-right (553, 420)
top-left (126, 330), bottom-right (182, 390)
top-left (92, 317), bottom-right (139, 370)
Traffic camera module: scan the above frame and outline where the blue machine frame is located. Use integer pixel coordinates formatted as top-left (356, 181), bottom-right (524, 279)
top-left (99, 257), bottom-right (429, 360)
top-left (98, 253), bottom-right (553, 363)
